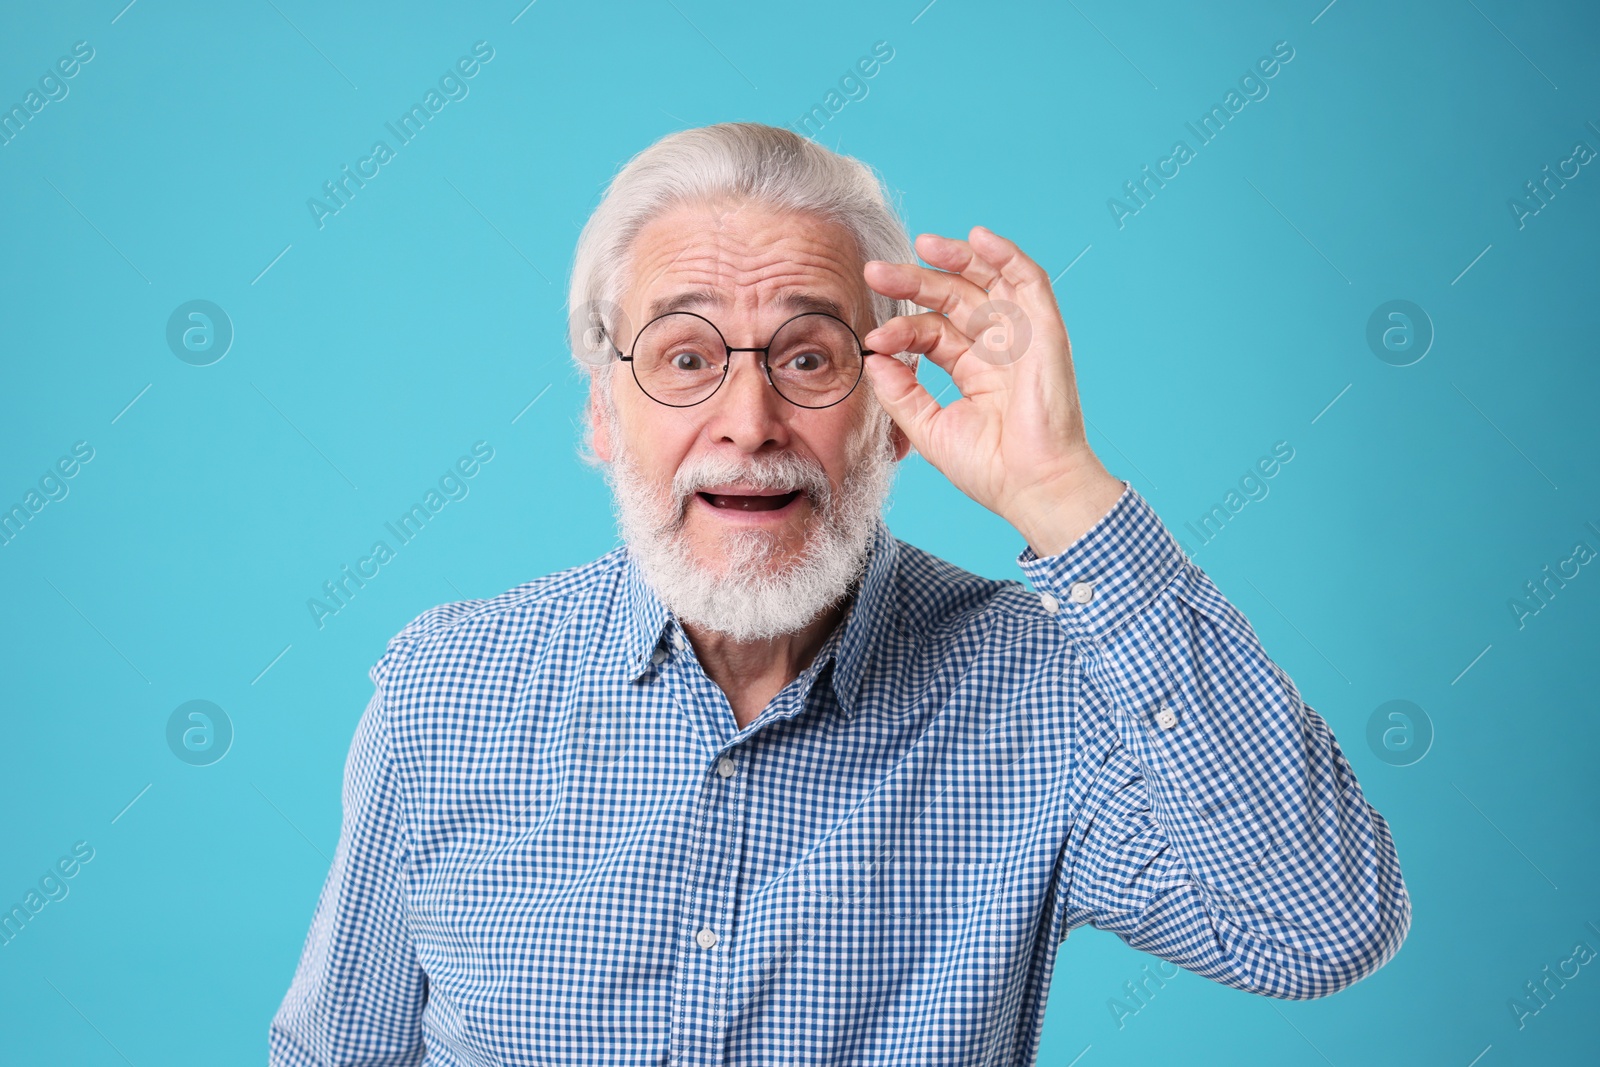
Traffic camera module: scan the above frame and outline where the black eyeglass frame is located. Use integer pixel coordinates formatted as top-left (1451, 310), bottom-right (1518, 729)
top-left (608, 310), bottom-right (879, 409)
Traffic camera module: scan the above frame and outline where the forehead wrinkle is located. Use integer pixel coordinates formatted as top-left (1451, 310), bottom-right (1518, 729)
top-left (638, 260), bottom-right (865, 333)
top-left (636, 243), bottom-right (858, 287)
top-left (626, 210), bottom-right (871, 336)
top-left (633, 210), bottom-right (859, 276)
top-left (645, 286), bottom-right (850, 323)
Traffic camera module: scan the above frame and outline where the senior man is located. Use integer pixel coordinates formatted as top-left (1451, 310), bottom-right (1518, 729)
top-left (270, 122), bottom-right (1409, 1066)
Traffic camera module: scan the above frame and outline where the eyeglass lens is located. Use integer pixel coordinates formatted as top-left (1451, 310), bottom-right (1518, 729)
top-left (630, 312), bottom-right (863, 407)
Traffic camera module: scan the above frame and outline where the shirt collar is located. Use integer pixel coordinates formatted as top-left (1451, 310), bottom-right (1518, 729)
top-left (621, 517), bottom-right (900, 720)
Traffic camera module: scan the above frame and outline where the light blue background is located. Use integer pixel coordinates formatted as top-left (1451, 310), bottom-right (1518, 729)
top-left (2, 1), bottom-right (1597, 1064)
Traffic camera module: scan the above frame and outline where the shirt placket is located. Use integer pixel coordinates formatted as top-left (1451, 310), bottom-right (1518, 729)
top-left (666, 661), bottom-right (755, 1066)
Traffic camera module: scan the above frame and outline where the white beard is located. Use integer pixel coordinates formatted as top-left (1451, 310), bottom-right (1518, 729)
top-left (602, 401), bottom-right (899, 641)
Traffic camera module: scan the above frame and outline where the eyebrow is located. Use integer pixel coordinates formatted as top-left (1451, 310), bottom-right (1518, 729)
top-left (644, 289), bottom-right (849, 322)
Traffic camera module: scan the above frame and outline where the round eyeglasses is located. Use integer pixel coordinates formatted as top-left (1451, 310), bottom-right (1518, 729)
top-left (609, 311), bottom-right (877, 409)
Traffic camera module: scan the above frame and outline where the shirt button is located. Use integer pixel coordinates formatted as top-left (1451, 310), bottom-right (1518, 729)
top-left (1038, 592), bottom-right (1060, 614)
top-left (695, 927), bottom-right (718, 949)
top-left (716, 756), bottom-right (737, 778)
top-left (1156, 704), bottom-right (1178, 730)
top-left (651, 648), bottom-right (667, 665)
top-left (1068, 581), bottom-right (1095, 605)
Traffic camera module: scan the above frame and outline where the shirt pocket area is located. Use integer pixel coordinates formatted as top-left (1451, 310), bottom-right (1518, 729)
top-left (753, 853), bottom-right (1005, 1064)
top-left (800, 854), bottom-right (1001, 919)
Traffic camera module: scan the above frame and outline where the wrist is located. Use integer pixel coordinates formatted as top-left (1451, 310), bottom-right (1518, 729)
top-left (1009, 466), bottom-right (1127, 558)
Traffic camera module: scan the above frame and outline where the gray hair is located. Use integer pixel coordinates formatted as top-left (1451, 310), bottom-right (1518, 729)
top-left (566, 122), bottom-right (920, 463)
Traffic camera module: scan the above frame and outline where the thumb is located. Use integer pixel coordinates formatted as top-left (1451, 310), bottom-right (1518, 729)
top-left (864, 352), bottom-right (941, 458)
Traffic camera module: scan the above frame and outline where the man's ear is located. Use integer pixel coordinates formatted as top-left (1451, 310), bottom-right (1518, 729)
top-left (889, 421), bottom-right (912, 462)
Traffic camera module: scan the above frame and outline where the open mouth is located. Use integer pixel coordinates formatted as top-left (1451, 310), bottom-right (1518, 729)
top-left (697, 490), bottom-right (802, 512)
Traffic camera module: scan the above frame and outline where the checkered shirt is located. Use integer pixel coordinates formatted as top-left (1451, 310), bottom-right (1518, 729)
top-left (269, 481), bottom-right (1410, 1066)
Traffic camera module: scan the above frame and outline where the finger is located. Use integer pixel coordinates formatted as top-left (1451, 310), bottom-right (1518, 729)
top-left (953, 226), bottom-right (1070, 361)
top-left (914, 232), bottom-right (1002, 291)
top-left (862, 352), bottom-right (942, 458)
top-left (863, 313), bottom-right (975, 376)
top-left (965, 225), bottom-right (1055, 299)
top-left (866, 268), bottom-right (1039, 369)
top-left (863, 259), bottom-right (989, 328)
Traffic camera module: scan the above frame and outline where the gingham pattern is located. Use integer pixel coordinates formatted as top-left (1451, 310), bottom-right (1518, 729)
top-left (269, 482), bottom-right (1410, 1066)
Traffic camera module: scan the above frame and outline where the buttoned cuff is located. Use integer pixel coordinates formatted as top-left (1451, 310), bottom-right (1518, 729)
top-left (1015, 481), bottom-right (1187, 644)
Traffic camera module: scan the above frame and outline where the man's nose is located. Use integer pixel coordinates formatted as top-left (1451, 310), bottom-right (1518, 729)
top-left (704, 350), bottom-right (788, 449)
